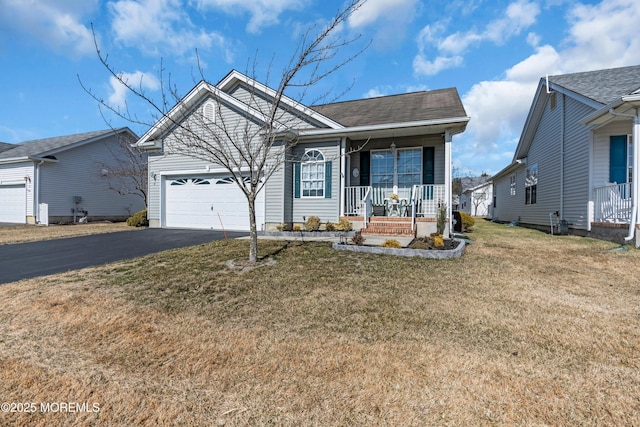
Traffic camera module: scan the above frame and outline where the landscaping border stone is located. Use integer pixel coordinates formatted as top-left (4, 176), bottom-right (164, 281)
top-left (332, 238), bottom-right (466, 259)
top-left (260, 230), bottom-right (356, 239)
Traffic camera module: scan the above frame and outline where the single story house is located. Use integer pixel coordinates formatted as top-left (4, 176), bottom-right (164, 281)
top-left (0, 128), bottom-right (145, 224)
top-left (491, 65), bottom-right (640, 245)
top-left (137, 70), bottom-right (469, 236)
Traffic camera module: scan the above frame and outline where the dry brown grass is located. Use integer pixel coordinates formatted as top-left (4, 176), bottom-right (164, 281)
top-left (1, 221), bottom-right (639, 426)
top-left (0, 222), bottom-right (133, 245)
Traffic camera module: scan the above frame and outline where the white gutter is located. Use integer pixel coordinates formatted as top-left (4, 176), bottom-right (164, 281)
top-left (294, 116), bottom-right (471, 139)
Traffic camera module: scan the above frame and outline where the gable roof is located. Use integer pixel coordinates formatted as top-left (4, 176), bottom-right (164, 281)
top-left (494, 64), bottom-right (640, 181)
top-left (0, 128), bottom-right (136, 163)
top-left (138, 71), bottom-right (469, 147)
top-left (311, 88), bottom-right (467, 128)
top-left (549, 65), bottom-right (640, 105)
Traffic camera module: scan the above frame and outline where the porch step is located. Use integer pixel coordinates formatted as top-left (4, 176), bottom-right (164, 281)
top-left (361, 218), bottom-right (415, 237)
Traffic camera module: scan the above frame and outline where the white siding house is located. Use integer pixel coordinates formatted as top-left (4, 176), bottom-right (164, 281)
top-left (460, 181), bottom-right (493, 217)
top-left (492, 65), bottom-right (640, 246)
top-left (0, 128), bottom-right (145, 224)
top-left (138, 70), bottom-right (470, 237)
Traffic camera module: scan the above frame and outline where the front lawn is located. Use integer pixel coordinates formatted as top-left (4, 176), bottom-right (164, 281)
top-left (0, 222), bottom-right (133, 245)
top-left (1, 221), bottom-right (638, 425)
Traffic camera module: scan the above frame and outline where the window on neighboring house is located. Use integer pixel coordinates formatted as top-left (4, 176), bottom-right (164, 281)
top-left (510, 174), bottom-right (516, 196)
top-left (301, 149), bottom-right (325, 197)
top-left (525, 164), bottom-right (538, 205)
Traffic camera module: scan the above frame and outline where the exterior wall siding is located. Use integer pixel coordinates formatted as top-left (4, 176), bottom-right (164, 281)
top-left (0, 161), bottom-right (35, 217)
top-left (38, 136), bottom-right (145, 221)
top-left (560, 96), bottom-right (595, 230)
top-left (492, 165), bottom-right (526, 222)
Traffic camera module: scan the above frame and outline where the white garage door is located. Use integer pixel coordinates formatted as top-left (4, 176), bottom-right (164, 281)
top-left (164, 176), bottom-right (265, 231)
top-left (0, 184), bottom-right (26, 223)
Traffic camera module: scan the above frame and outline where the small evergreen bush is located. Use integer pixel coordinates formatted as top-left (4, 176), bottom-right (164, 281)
top-left (126, 210), bottom-right (148, 227)
top-left (305, 216), bottom-right (321, 231)
top-left (336, 218), bottom-right (352, 231)
top-left (381, 239), bottom-right (402, 248)
top-left (325, 221), bottom-right (336, 231)
top-left (459, 212), bottom-right (475, 231)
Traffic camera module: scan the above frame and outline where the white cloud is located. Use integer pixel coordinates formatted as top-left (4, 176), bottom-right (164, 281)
top-left (413, 0), bottom-right (540, 76)
top-left (456, 0), bottom-right (640, 175)
top-left (0, 0), bottom-right (96, 56)
top-left (347, 0), bottom-right (420, 48)
top-left (561, 0), bottom-right (640, 71)
top-left (109, 0), bottom-right (229, 58)
top-left (108, 71), bottom-right (161, 109)
top-left (195, 0), bottom-right (307, 33)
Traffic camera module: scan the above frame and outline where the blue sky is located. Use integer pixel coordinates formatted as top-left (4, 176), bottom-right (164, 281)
top-left (1, 0), bottom-right (639, 175)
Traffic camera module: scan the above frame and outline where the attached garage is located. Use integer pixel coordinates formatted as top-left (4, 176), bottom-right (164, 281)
top-left (164, 175), bottom-right (265, 231)
top-left (0, 184), bottom-right (26, 223)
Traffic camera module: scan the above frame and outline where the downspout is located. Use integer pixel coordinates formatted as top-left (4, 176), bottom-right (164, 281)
top-left (625, 109), bottom-right (640, 242)
top-left (34, 160), bottom-right (44, 224)
top-left (560, 93), bottom-right (565, 219)
top-left (609, 108), bottom-right (640, 242)
top-left (340, 137), bottom-right (346, 218)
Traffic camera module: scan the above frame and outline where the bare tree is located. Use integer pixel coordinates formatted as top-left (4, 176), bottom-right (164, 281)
top-left (95, 131), bottom-right (148, 208)
top-left (81, 0), bottom-right (368, 262)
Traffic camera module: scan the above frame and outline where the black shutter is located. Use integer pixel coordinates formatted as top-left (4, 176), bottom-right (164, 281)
top-left (422, 147), bottom-right (434, 184)
top-left (360, 151), bottom-right (370, 186)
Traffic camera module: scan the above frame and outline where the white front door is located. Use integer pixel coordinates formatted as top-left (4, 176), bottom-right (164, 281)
top-left (0, 184), bottom-right (26, 223)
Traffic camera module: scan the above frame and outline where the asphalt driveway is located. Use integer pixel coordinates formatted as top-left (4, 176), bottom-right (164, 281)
top-left (0, 228), bottom-right (247, 284)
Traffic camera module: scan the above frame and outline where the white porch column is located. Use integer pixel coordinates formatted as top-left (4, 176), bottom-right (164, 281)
top-left (340, 137), bottom-right (346, 217)
top-left (632, 110), bottom-right (640, 246)
top-left (444, 130), bottom-right (452, 236)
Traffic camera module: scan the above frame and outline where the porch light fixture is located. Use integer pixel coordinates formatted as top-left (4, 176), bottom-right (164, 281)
top-left (390, 142), bottom-right (396, 152)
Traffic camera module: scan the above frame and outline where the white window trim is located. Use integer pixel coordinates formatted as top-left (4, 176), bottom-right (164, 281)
top-left (370, 146), bottom-right (422, 189)
top-left (301, 149), bottom-right (325, 198)
top-left (510, 173), bottom-right (516, 196)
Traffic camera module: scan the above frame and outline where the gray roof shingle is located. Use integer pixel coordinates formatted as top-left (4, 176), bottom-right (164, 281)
top-left (0, 129), bottom-right (126, 160)
top-left (310, 88), bottom-right (467, 127)
top-left (549, 65), bottom-right (640, 105)
top-left (0, 142), bottom-right (15, 154)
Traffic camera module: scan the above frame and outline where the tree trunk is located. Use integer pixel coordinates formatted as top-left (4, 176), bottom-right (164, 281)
top-left (248, 197), bottom-right (258, 263)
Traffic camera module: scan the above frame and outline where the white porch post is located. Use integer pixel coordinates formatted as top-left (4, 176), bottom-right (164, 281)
top-left (340, 137), bottom-right (346, 218)
top-left (631, 110), bottom-right (640, 246)
top-left (444, 130), bottom-right (452, 236)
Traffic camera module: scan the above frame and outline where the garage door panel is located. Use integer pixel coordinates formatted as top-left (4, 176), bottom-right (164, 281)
top-left (0, 185), bottom-right (26, 223)
top-left (164, 176), bottom-right (264, 231)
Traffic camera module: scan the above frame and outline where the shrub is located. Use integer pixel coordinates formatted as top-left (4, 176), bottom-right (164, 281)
top-left (305, 216), bottom-right (321, 231)
top-left (325, 221), bottom-right (336, 232)
top-left (459, 212), bottom-right (475, 231)
top-left (276, 223), bottom-right (292, 231)
top-left (336, 218), bottom-right (352, 231)
top-left (432, 234), bottom-right (445, 248)
top-left (292, 224), bottom-right (302, 232)
top-left (351, 232), bottom-right (365, 246)
top-left (126, 210), bottom-right (148, 227)
top-left (381, 239), bottom-right (402, 248)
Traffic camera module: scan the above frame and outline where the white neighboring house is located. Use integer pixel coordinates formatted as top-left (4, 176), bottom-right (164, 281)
top-left (460, 181), bottom-right (493, 217)
top-left (0, 128), bottom-right (145, 224)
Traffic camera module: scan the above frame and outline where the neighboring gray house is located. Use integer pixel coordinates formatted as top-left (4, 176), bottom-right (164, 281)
top-left (0, 128), bottom-right (145, 224)
top-left (492, 65), bottom-right (640, 245)
top-left (137, 70), bottom-right (469, 236)
top-left (460, 180), bottom-right (493, 217)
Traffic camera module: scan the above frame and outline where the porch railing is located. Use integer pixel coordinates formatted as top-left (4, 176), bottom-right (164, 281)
top-left (593, 182), bottom-right (632, 223)
top-left (345, 184), bottom-right (446, 230)
top-left (411, 185), bottom-right (446, 230)
top-left (344, 186), bottom-right (371, 225)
